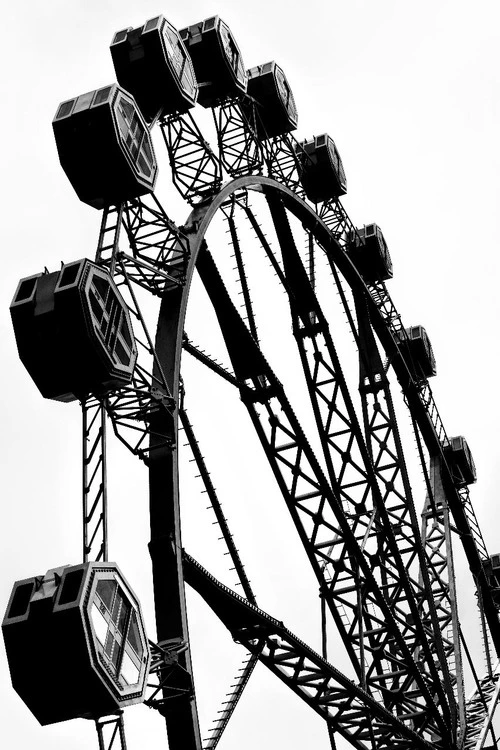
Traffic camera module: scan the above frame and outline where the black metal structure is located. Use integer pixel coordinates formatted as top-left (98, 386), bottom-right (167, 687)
top-left (6, 11), bottom-right (500, 750)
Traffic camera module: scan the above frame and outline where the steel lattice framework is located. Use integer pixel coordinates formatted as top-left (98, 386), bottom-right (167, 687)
top-left (13, 16), bottom-right (500, 750)
top-left (79, 167), bottom-right (500, 750)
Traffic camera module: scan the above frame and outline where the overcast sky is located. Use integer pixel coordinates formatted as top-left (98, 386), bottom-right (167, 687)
top-left (2, 1), bottom-right (500, 749)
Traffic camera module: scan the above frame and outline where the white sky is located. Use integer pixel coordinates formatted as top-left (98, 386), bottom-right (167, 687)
top-left (2, 1), bottom-right (500, 749)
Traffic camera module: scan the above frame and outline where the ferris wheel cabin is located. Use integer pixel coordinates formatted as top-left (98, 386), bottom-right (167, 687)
top-left (298, 134), bottom-right (347, 203)
top-left (443, 436), bottom-right (477, 486)
top-left (396, 325), bottom-right (437, 380)
top-left (2, 562), bottom-right (150, 725)
top-left (111, 15), bottom-right (198, 122)
top-left (53, 84), bottom-right (157, 209)
top-left (179, 16), bottom-right (247, 106)
top-left (10, 259), bottom-right (137, 402)
top-left (346, 224), bottom-right (393, 283)
top-left (242, 62), bottom-right (298, 140)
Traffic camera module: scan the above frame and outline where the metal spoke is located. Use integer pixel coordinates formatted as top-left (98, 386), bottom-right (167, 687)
top-left (194, 239), bottom-right (450, 742)
top-left (263, 190), bottom-right (452, 725)
top-left (184, 551), bottom-right (436, 750)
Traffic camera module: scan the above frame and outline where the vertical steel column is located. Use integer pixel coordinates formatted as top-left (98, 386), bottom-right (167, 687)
top-left (95, 712), bottom-right (127, 750)
top-left (82, 398), bottom-right (107, 563)
top-left (95, 203), bottom-right (124, 272)
top-left (147, 268), bottom-right (202, 750)
top-left (82, 399), bottom-right (130, 750)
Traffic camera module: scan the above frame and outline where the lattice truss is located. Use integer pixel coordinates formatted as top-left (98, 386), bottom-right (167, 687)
top-left (74, 57), bottom-right (500, 750)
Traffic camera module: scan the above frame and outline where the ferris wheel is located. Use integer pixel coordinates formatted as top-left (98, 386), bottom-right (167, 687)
top-left (3, 12), bottom-right (500, 750)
